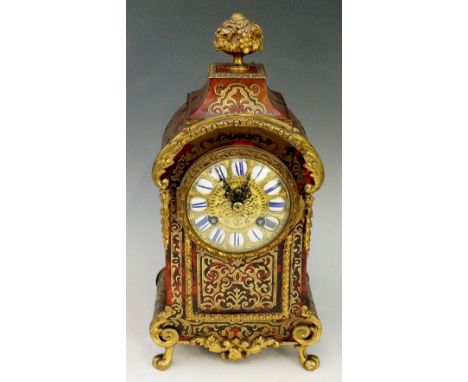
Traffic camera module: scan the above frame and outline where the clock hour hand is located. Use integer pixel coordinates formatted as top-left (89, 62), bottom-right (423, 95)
top-left (222, 179), bottom-right (234, 202)
top-left (223, 174), bottom-right (252, 207)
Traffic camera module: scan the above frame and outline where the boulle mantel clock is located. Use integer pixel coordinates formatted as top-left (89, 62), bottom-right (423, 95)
top-left (149, 13), bottom-right (324, 371)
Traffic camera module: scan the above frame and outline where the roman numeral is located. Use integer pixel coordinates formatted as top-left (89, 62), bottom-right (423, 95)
top-left (234, 233), bottom-right (239, 246)
top-left (211, 228), bottom-right (223, 243)
top-left (233, 161), bottom-right (246, 176)
top-left (195, 216), bottom-right (210, 230)
top-left (214, 166), bottom-right (225, 180)
top-left (197, 184), bottom-right (212, 190)
top-left (265, 182), bottom-right (280, 194)
top-left (254, 166), bottom-right (264, 179)
top-left (268, 201), bottom-right (285, 208)
top-left (252, 230), bottom-right (261, 240)
top-left (191, 201), bottom-right (207, 209)
top-left (264, 218), bottom-right (278, 229)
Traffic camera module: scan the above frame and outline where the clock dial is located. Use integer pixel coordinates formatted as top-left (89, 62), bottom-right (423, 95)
top-left (186, 154), bottom-right (291, 253)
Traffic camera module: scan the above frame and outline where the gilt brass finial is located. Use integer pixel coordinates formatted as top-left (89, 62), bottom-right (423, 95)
top-left (213, 13), bottom-right (263, 71)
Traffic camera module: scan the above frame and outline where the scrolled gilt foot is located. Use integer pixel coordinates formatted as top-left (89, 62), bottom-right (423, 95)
top-left (149, 307), bottom-right (179, 371)
top-left (297, 346), bottom-right (320, 371)
top-left (292, 307), bottom-right (322, 371)
top-left (152, 345), bottom-right (175, 371)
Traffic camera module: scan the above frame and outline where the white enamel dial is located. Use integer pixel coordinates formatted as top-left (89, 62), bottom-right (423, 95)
top-left (186, 154), bottom-right (291, 253)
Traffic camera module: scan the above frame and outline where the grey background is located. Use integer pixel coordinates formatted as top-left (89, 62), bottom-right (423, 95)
top-left (127, 1), bottom-right (341, 381)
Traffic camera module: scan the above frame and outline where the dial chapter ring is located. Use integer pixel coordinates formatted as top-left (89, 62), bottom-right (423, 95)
top-left (177, 146), bottom-right (300, 258)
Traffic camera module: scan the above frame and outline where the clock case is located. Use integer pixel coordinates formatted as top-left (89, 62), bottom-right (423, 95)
top-left (150, 62), bottom-right (324, 371)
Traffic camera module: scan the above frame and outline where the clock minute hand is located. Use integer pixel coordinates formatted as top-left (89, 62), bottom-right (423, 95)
top-left (242, 174), bottom-right (251, 187)
top-left (240, 174), bottom-right (252, 202)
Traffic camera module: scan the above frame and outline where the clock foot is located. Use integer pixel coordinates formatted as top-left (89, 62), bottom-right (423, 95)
top-left (291, 306), bottom-right (322, 371)
top-left (149, 306), bottom-right (179, 371)
top-left (296, 345), bottom-right (320, 371)
top-left (152, 345), bottom-right (175, 371)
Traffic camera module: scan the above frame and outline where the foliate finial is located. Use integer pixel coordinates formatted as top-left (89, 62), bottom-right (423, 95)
top-left (213, 13), bottom-right (263, 69)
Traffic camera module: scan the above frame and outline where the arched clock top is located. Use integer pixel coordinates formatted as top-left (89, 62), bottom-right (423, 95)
top-left (153, 114), bottom-right (324, 193)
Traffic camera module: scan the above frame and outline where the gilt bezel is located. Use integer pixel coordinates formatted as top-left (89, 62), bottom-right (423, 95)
top-left (177, 146), bottom-right (300, 258)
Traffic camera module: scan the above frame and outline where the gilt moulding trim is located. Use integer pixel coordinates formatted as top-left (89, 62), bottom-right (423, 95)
top-left (152, 114), bottom-right (324, 193)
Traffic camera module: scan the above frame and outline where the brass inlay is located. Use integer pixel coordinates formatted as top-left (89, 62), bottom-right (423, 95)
top-left (184, 236), bottom-right (291, 322)
top-left (304, 183), bottom-right (315, 254)
top-left (159, 179), bottom-right (171, 250)
top-left (197, 251), bottom-right (277, 312)
top-left (207, 83), bottom-right (267, 115)
top-left (208, 63), bottom-right (266, 79)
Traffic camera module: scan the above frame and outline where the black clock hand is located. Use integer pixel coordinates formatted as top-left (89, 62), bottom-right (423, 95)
top-left (242, 174), bottom-right (250, 187)
top-left (240, 174), bottom-right (252, 201)
top-left (222, 178), bottom-right (234, 202)
top-left (222, 174), bottom-right (252, 207)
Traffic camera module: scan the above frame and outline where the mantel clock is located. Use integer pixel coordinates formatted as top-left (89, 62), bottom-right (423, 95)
top-left (149, 13), bottom-right (324, 371)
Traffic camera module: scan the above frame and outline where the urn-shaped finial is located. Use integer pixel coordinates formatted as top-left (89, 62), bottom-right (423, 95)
top-left (213, 13), bottom-right (263, 70)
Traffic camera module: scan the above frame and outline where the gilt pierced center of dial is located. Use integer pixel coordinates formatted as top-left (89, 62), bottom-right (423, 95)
top-left (208, 178), bottom-right (266, 231)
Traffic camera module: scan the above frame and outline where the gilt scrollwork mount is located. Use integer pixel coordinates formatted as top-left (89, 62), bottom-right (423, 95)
top-left (150, 286), bottom-right (322, 371)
